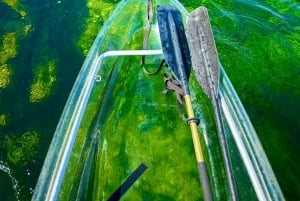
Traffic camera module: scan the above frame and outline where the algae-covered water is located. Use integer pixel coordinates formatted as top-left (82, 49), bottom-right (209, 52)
top-left (0, 0), bottom-right (299, 200)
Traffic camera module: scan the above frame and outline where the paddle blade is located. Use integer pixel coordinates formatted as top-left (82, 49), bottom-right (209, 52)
top-left (186, 7), bottom-right (219, 100)
top-left (157, 5), bottom-right (192, 94)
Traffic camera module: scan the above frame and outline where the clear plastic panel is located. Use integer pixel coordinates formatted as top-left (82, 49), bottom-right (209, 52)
top-left (219, 65), bottom-right (284, 201)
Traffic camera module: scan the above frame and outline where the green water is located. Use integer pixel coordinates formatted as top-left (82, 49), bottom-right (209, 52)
top-left (0, 0), bottom-right (299, 200)
top-left (189, 1), bottom-right (300, 199)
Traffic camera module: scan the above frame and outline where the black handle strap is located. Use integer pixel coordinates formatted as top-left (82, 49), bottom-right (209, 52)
top-left (107, 163), bottom-right (148, 201)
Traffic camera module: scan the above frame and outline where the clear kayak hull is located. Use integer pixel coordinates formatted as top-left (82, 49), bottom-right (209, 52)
top-left (32, 0), bottom-right (284, 200)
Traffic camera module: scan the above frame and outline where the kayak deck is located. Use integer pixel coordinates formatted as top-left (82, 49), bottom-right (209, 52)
top-left (92, 58), bottom-right (203, 200)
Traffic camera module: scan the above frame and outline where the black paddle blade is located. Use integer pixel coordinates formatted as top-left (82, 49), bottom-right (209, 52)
top-left (157, 5), bottom-right (192, 95)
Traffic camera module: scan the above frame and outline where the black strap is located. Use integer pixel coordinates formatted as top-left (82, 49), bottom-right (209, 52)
top-left (107, 163), bottom-right (148, 201)
top-left (143, 58), bottom-right (165, 75)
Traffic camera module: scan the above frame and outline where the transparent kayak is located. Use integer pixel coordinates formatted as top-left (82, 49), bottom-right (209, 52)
top-left (32, 0), bottom-right (284, 200)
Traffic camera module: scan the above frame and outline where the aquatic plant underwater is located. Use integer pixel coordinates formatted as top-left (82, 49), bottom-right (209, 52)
top-left (0, 0), bottom-right (299, 200)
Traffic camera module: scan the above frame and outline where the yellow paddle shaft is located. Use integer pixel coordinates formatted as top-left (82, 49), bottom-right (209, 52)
top-left (184, 95), bottom-right (204, 163)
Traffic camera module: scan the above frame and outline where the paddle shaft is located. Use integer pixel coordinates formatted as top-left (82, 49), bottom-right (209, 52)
top-left (213, 94), bottom-right (239, 201)
top-left (185, 95), bottom-right (214, 201)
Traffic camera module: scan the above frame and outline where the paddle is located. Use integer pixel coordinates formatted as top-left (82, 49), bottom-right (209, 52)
top-left (157, 5), bottom-right (213, 201)
top-left (186, 7), bottom-right (239, 201)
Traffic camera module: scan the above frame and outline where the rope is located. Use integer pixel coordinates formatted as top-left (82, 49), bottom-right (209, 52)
top-left (162, 73), bottom-right (200, 125)
top-left (142, 0), bottom-right (164, 75)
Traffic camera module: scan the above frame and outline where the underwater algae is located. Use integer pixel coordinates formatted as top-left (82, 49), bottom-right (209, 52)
top-left (0, 32), bottom-right (17, 64)
top-left (0, 2), bottom-right (33, 90)
top-left (3, 131), bottom-right (40, 167)
top-left (29, 60), bottom-right (57, 103)
top-left (1, 0), bottom-right (26, 18)
top-left (0, 33), bottom-right (17, 89)
top-left (0, 64), bottom-right (13, 89)
top-left (77, 0), bottom-right (118, 55)
top-left (0, 114), bottom-right (7, 127)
